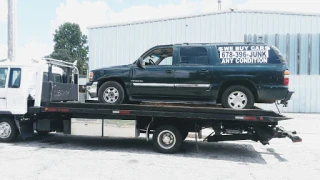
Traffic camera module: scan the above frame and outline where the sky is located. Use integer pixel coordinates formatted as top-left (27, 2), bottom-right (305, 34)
top-left (0, 0), bottom-right (319, 61)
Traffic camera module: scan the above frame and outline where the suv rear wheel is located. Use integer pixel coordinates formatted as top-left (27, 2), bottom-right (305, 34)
top-left (98, 81), bottom-right (125, 104)
top-left (221, 85), bottom-right (254, 109)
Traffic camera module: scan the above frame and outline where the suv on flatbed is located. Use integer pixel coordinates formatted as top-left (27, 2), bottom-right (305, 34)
top-left (86, 43), bottom-right (293, 109)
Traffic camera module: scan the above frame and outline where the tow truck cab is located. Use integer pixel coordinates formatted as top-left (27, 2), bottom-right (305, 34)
top-left (0, 59), bottom-right (78, 115)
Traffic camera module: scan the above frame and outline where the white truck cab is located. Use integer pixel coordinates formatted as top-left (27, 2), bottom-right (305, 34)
top-left (0, 60), bottom-right (41, 115)
top-left (0, 58), bottom-right (78, 141)
top-left (0, 59), bottom-right (71, 114)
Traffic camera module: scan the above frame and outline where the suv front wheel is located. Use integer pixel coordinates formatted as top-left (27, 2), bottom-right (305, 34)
top-left (98, 81), bottom-right (125, 104)
top-left (221, 85), bottom-right (254, 109)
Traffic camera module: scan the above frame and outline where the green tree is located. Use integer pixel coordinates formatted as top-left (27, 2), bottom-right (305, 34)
top-left (49, 22), bottom-right (88, 75)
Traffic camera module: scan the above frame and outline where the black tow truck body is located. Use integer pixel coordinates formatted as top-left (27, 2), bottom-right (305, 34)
top-left (25, 101), bottom-right (301, 153)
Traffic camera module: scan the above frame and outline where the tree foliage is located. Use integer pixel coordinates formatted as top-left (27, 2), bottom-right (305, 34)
top-left (49, 22), bottom-right (88, 75)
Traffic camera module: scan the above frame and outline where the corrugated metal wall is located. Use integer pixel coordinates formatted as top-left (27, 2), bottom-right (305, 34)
top-left (88, 10), bottom-right (320, 112)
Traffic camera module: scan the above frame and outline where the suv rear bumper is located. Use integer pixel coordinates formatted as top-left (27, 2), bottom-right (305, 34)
top-left (86, 82), bottom-right (98, 98)
top-left (257, 86), bottom-right (293, 103)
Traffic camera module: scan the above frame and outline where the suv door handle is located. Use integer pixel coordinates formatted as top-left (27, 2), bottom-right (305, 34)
top-left (0, 97), bottom-right (6, 99)
top-left (199, 69), bottom-right (209, 73)
top-left (165, 70), bottom-right (173, 74)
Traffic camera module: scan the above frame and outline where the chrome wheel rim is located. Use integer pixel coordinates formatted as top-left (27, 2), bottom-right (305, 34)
top-left (157, 130), bottom-right (176, 150)
top-left (0, 122), bottom-right (12, 139)
top-left (103, 87), bottom-right (119, 103)
top-left (228, 91), bottom-right (247, 109)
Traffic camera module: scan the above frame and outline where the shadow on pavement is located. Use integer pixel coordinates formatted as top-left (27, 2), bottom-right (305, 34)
top-left (10, 133), bottom-right (288, 164)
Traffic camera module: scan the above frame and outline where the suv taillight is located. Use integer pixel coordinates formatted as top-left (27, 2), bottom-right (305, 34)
top-left (88, 72), bottom-right (94, 81)
top-left (284, 70), bottom-right (289, 86)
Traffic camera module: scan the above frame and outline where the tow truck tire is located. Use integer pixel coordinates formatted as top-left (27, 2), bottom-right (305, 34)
top-left (98, 81), bottom-right (125, 104)
top-left (221, 85), bottom-right (254, 109)
top-left (153, 125), bottom-right (183, 154)
top-left (0, 117), bottom-right (18, 142)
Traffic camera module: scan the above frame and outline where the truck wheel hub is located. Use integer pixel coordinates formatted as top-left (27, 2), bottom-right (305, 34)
top-left (0, 122), bottom-right (11, 139)
top-left (158, 130), bottom-right (176, 149)
top-left (103, 87), bottom-right (119, 103)
top-left (228, 91), bottom-right (247, 109)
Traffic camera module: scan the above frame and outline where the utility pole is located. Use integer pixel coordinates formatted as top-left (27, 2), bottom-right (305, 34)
top-left (218, 0), bottom-right (221, 11)
top-left (8, 0), bottom-right (17, 62)
top-left (217, 0), bottom-right (222, 11)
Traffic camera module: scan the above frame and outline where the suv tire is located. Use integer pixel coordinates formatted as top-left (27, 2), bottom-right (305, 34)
top-left (98, 81), bottom-right (125, 104)
top-left (221, 85), bottom-right (254, 109)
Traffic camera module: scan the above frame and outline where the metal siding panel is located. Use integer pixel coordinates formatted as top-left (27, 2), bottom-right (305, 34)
top-left (195, 17), bottom-right (201, 42)
top-left (313, 34), bottom-right (320, 75)
top-left (305, 75), bottom-right (311, 113)
top-left (217, 14), bottom-right (222, 42)
top-left (293, 75), bottom-right (300, 112)
top-left (205, 15), bottom-right (211, 42)
top-left (300, 34), bottom-right (308, 75)
top-left (290, 34), bottom-right (298, 75)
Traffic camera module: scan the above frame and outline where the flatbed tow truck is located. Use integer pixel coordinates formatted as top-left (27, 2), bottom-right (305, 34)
top-left (0, 59), bottom-right (301, 154)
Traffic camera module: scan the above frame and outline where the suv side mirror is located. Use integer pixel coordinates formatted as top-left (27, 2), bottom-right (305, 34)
top-left (137, 57), bottom-right (145, 69)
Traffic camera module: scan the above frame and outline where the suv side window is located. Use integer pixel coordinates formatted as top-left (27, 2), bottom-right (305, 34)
top-left (0, 68), bottom-right (8, 88)
top-left (142, 48), bottom-right (173, 66)
top-left (9, 68), bottom-right (21, 88)
top-left (158, 57), bottom-right (173, 65)
top-left (180, 47), bottom-right (209, 65)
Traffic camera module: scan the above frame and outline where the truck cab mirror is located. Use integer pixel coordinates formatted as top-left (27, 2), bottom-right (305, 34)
top-left (137, 57), bottom-right (145, 69)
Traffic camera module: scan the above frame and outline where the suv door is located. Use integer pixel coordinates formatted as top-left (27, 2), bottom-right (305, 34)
top-left (174, 46), bottom-right (213, 100)
top-left (0, 67), bottom-right (8, 109)
top-left (130, 47), bottom-right (175, 99)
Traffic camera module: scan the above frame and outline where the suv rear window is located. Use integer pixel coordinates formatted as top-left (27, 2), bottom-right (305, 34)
top-left (217, 45), bottom-right (285, 64)
top-left (180, 47), bottom-right (209, 65)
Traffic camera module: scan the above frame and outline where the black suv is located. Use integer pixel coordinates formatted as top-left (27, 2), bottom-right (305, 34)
top-left (86, 43), bottom-right (293, 109)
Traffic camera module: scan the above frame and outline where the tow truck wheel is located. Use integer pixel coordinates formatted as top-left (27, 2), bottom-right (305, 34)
top-left (0, 118), bottom-right (18, 142)
top-left (221, 85), bottom-right (254, 109)
top-left (98, 81), bottom-right (125, 104)
top-left (153, 125), bottom-right (183, 154)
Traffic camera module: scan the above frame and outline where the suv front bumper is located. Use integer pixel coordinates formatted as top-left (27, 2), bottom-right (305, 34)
top-left (86, 82), bottom-right (98, 98)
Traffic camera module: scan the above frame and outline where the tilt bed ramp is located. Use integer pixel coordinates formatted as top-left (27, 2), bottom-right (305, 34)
top-left (26, 102), bottom-right (302, 154)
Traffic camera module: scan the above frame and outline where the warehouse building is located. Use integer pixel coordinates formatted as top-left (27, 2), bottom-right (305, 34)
top-left (88, 10), bottom-right (320, 113)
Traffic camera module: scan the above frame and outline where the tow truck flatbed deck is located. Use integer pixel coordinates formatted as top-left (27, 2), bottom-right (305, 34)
top-left (29, 102), bottom-right (288, 123)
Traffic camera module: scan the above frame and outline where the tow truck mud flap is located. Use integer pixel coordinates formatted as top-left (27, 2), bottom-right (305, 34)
top-left (15, 120), bottom-right (34, 140)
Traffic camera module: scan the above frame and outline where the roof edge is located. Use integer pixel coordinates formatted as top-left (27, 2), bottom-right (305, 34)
top-left (88, 9), bottom-right (320, 30)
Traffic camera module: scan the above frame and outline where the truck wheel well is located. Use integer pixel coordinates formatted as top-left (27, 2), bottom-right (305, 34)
top-left (97, 78), bottom-right (128, 96)
top-left (217, 81), bottom-right (258, 103)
